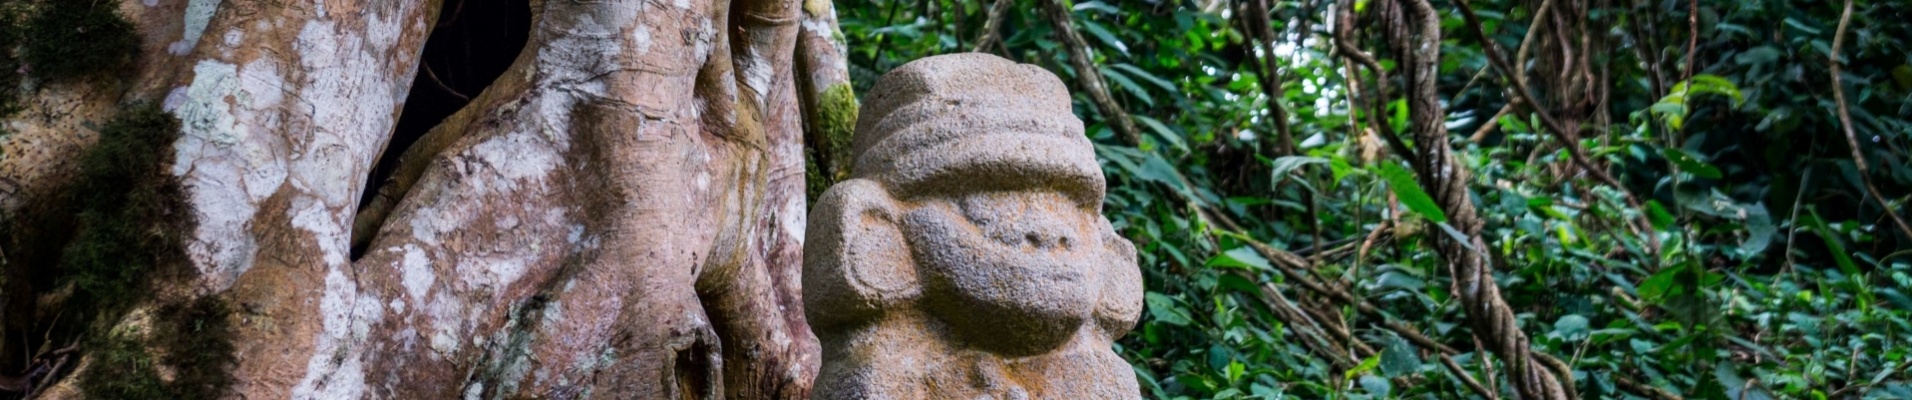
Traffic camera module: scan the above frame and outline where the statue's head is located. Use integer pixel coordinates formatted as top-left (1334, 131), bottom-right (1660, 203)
top-left (805, 53), bottom-right (1142, 357)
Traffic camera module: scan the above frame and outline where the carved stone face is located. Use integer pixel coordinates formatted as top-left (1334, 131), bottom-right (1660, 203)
top-left (805, 53), bottom-right (1145, 400)
top-left (902, 190), bottom-right (1103, 356)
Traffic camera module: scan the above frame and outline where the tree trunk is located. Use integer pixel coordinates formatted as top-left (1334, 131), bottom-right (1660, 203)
top-left (0, 0), bottom-right (833, 397)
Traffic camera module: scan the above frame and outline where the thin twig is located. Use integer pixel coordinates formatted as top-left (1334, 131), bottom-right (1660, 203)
top-left (1828, 0), bottom-right (1912, 241)
top-left (422, 62), bottom-right (470, 102)
top-left (1468, 102), bottom-right (1515, 142)
top-left (1038, 0), bottom-right (1142, 145)
top-left (1453, 0), bottom-right (1661, 257)
top-left (1613, 374), bottom-right (1684, 400)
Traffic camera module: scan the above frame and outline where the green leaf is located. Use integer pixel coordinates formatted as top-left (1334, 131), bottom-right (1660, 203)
top-left (1378, 336), bottom-right (1422, 377)
top-left (1736, 46), bottom-right (1781, 65)
top-left (1071, 0), bottom-right (1120, 14)
top-left (1267, 156), bottom-right (1328, 185)
top-left (1646, 200), bottom-right (1676, 231)
top-left (1804, 209), bottom-right (1860, 277)
top-left (1206, 247), bottom-right (1273, 271)
top-left (1080, 20), bottom-right (1129, 55)
top-left (1638, 264), bottom-right (1682, 301)
top-left (1112, 63), bottom-right (1177, 94)
top-left (1553, 314), bottom-right (1591, 340)
top-left (1661, 148), bottom-right (1723, 179)
top-left (1216, 274), bottom-right (1262, 296)
top-left (1387, 98), bottom-right (1409, 134)
top-left (1377, 162), bottom-right (1448, 223)
top-left (1145, 292), bottom-right (1193, 326)
top-left (1101, 66), bottom-right (1155, 106)
top-left (1345, 354), bottom-right (1381, 380)
top-left (1686, 74), bottom-right (1745, 106)
top-left (1358, 375), bottom-right (1391, 397)
top-left (1134, 116), bottom-right (1188, 153)
top-left (1783, 17), bottom-right (1821, 35)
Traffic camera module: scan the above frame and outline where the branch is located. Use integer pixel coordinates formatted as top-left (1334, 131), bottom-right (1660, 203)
top-left (1038, 0), bottom-right (1141, 146)
top-left (1452, 0), bottom-right (1660, 256)
top-left (971, 0), bottom-right (1014, 53)
top-left (1612, 374), bottom-right (1684, 400)
top-left (1332, 0), bottom-right (1417, 169)
top-left (1468, 101), bottom-right (1515, 142)
top-left (1241, 0), bottom-right (1297, 155)
top-left (1829, 0), bottom-right (1912, 240)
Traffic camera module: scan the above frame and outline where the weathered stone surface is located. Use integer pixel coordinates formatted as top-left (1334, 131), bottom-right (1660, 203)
top-left (805, 53), bottom-right (1144, 399)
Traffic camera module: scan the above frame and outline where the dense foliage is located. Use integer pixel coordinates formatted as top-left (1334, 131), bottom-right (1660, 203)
top-left (836, 0), bottom-right (1912, 398)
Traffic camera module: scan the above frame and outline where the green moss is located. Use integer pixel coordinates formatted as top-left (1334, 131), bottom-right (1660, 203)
top-left (76, 297), bottom-right (234, 399)
top-left (817, 83), bottom-right (859, 177)
top-left (152, 297), bottom-right (237, 398)
top-left (21, 0), bottom-right (139, 83)
top-left (27, 104), bottom-right (232, 397)
top-left (802, 0), bottom-right (831, 18)
top-left (0, 0), bottom-right (29, 117)
top-left (77, 329), bottom-right (168, 399)
top-left (805, 83), bottom-right (860, 204)
top-left (60, 104), bottom-right (188, 309)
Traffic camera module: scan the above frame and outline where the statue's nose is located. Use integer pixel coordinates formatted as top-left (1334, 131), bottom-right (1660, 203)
top-left (1023, 230), bottom-right (1075, 250)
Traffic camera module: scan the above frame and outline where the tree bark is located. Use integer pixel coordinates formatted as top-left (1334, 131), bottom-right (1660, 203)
top-left (1, 0), bottom-right (833, 396)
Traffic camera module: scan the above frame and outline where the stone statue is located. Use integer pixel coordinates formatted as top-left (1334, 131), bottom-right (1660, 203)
top-left (804, 53), bottom-right (1144, 399)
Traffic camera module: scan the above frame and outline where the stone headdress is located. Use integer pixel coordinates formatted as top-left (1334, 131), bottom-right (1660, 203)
top-left (850, 53), bottom-right (1107, 208)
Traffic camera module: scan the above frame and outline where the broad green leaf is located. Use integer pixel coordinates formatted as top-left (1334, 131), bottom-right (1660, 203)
top-left (1206, 247), bottom-right (1273, 271)
top-left (1215, 274), bottom-right (1261, 296)
top-left (1553, 314), bottom-right (1591, 340)
top-left (1071, 0), bottom-right (1120, 14)
top-left (1358, 375), bottom-right (1391, 397)
top-left (1134, 116), bottom-right (1188, 153)
top-left (1804, 208), bottom-right (1860, 277)
top-left (1783, 17), bottom-right (1821, 35)
top-left (1378, 336), bottom-right (1422, 377)
top-left (1266, 156), bottom-right (1328, 185)
top-left (1387, 99), bottom-right (1408, 134)
top-left (1736, 46), bottom-right (1781, 65)
top-left (1686, 74), bottom-right (1745, 106)
top-left (1345, 354), bottom-right (1381, 380)
top-left (1646, 200), bottom-right (1676, 231)
top-left (1112, 63), bottom-right (1177, 94)
top-left (1101, 66), bottom-right (1155, 106)
top-left (1638, 264), bottom-right (1682, 301)
top-left (1080, 20), bottom-right (1129, 56)
top-left (1377, 162), bottom-right (1448, 223)
top-left (1662, 148), bottom-right (1723, 179)
top-left (1145, 292), bottom-right (1193, 326)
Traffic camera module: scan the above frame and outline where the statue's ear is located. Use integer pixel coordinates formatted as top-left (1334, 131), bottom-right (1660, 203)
top-left (804, 179), bottom-right (920, 331)
top-left (1093, 222), bottom-right (1144, 339)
